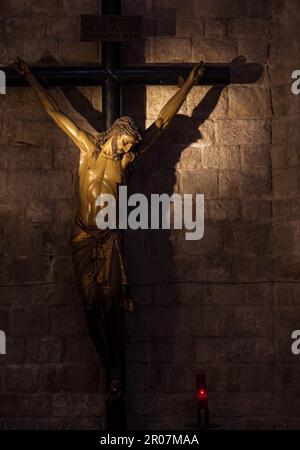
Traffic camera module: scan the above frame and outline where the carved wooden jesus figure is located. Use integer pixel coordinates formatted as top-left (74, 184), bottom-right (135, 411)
top-left (15, 57), bottom-right (205, 402)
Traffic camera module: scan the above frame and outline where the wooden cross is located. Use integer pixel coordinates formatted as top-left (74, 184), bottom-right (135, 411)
top-left (2, 0), bottom-right (263, 431)
top-left (3, 0), bottom-right (262, 129)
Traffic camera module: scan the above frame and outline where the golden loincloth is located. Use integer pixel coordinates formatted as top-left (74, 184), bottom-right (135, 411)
top-left (70, 214), bottom-right (135, 312)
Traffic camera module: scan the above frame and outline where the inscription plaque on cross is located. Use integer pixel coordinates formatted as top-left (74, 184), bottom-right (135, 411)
top-left (3, 0), bottom-right (263, 432)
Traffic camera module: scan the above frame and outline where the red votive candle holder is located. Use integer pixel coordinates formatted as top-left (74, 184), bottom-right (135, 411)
top-left (197, 373), bottom-right (209, 429)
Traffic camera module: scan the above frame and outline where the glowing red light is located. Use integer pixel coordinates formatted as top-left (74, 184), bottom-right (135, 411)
top-left (197, 388), bottom-right (208, 400)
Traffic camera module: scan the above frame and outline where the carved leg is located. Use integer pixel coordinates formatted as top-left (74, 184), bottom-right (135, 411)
top-left (105, 303), bottom-right (126, 399)
top-left (101, 249), bottom-right (127, 430)
top-left (85, 306), bottom-right (113, 379)
top-left (85, 303), bottom-right (127, 429)
top-left (102, 248), bottom-right (126, 401)
top-left (80, 244), bottom-right (127, 429)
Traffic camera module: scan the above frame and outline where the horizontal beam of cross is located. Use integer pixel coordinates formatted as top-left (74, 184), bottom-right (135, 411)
top-left (2, 63), bottom-right (263, 87)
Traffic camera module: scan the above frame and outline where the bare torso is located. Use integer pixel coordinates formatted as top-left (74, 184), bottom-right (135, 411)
top-left (78, 149), bottom-right (123, 227)
top-left (16, 57), bottom-right (202, 229)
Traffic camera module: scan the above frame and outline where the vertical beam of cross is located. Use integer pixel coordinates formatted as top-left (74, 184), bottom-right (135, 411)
top-left (100, 3), bottom-right (127, 431)
top-left (102, 0), bottom-right (121, 129)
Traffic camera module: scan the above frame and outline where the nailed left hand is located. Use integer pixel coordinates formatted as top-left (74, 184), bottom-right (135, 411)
top-left (188, 61), bottom-right (205, 84)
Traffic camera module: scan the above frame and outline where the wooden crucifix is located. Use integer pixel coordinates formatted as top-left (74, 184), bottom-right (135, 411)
top-left (4, 0), bottom-right (263, 432)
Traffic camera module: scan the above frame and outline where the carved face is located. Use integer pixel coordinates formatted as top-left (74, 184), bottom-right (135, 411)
top-left (116, 134), bottom-right (137, 153)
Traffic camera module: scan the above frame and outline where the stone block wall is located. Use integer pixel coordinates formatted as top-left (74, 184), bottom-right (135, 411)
top-left (0, 0), bottom-right (300, 429)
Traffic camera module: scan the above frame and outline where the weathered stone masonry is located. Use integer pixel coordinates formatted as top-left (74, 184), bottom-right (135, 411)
top-left (0, 0), bottom-right (300, 429)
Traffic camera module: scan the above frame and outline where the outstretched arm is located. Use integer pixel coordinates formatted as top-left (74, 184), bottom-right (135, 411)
top-left (138, 62), bottom-right (205, 154)
top-left (157, 61), bottom-right (205, 130)
top-left (14, 57), bottom-right (93, 153)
